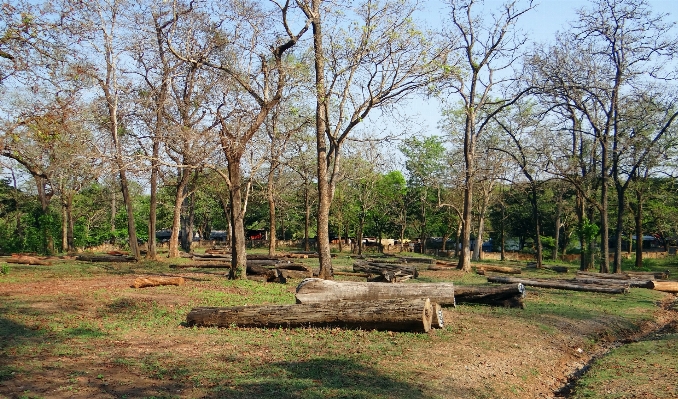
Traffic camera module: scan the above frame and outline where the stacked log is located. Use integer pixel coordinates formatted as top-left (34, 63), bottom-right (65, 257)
top-left (295, 278), bottom-right (455, 306)
top-left (132, 276), bottom-right (185, 288)
top-left (487, 276), bottom-right (629, 294)
top-left (186, 298), bottom-right (434, 332)
top-left (353, 260), bottom-right (418, 278)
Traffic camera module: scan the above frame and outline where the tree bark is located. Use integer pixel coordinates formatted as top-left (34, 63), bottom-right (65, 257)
top-left (651, 281), bottom-right (678, 293)
top-left (187, 298), bottom-right (434, 332)
top-left (475, 265), bottom-right (521, 274)
top-left (228, 157), bottom-right (247, 279)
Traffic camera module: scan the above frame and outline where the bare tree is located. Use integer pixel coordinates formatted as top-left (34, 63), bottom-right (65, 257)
top-left (167, 0), bottom-right (309, 278)
top-left (442, 0), bottom-right (535, 272)
top-left (297, 0), bottom-right (444, 278)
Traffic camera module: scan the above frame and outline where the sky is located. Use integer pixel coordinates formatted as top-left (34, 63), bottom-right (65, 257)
top-left (394, 0), bottom-right (678, 141)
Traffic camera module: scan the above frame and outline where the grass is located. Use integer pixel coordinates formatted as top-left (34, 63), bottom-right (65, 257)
top-left (0, 251), bottom-right (676, 398)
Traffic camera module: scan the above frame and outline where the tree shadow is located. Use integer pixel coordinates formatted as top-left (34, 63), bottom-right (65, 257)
top-left (208, 357), bottom-right (434, 399)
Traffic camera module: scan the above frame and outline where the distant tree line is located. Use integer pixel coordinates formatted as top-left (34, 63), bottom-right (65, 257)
top-left (1, 0), bottom-right (677, 275)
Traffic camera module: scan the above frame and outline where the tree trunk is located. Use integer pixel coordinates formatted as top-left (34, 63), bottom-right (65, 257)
top-left (228, 158), bottom-right (248, 279)
top-left (633, 190), bottom-right (643, 269)
top-left (267, 163), bottom-right (277, 256)
top-left (553, 194), bottom-right (562, 261)
top-left (169, 169), bottom-right (190, 258)
top-left (304, 183), bottom-right (310, 252)
top-left (613, 184), bottom-right (626, 273)
top-left (599, 134), bottom-right (610, 274)
top-left (147, 139), bottom-right (159, 260)
top-left (187, 298), bottom-right (434, 332)
top-left (311, 9), bottom-right (333, 279)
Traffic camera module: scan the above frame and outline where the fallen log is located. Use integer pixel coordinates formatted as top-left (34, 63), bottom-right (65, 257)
top-left (6, 256), bottom-right (52, 266)
top-left (367, 270), bottom-right (412, 283)
top-left (651, 281), bottom-right (678, 293)
top-left (577, 271), bottom-right (630, 280)
top-left (395, 256), bottom-right (435, 265)
top-left (573, 277), bottom-right (653, 289)
top-left (454, 283), bottom-right (526, 308)
top-left (275, 264), bottom-right (311, 271)
top-left (429, 265), bottom-right (458, 271)
top-left (186, 298), bottom-right (434, 332)
top-left (627, 270), bottom-right (669, 280)
top-left (527, 263), bottom-right (569, 273)
top-left (295, 278), bottom-right (454, 306)
top-left (475, 265), bottom-right (521, 275)
top-left (435, 260), bottom-right (457, 267)
top-left (487, 276), bottom-right (629, 294)
top-left (76, 254), bottom-right (137, 263)
top-left (277, 269), bottom-right (313, 279)
top-left (353, 261), bottom-right (418, 278)
top-left (333, 271), bottom-right (372, 278)
top-left (132, 276), bottom-right (185, 288)
top-left (170, 262), bottom-right (231, 269)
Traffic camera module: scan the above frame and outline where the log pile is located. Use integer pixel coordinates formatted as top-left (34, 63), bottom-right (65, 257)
top-left (132, 276), bottom-right (185, 288)
top-left (186, 298), bottom-right (435, 332)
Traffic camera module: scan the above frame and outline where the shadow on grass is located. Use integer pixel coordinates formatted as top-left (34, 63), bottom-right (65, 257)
top-left (208, 357), bottom-right (436, 399)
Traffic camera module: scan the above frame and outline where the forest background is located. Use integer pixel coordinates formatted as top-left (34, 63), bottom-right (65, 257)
top-left (1, 0), bottom-right (678, 277)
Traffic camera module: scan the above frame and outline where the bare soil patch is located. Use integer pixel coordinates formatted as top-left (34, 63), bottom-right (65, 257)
top-left (0, 262), bottom-right (675, 398)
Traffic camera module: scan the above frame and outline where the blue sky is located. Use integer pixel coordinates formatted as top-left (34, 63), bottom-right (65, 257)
top-left (389, 0), bottom-right (678, 142)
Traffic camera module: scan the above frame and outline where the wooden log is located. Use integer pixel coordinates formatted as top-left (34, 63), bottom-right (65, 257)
top-left (170, 262), bottom-right (231, 269)
top-left (295, 278), bottom-right (454, 306)
top-left (429, 265), bottom-right (458, 271)
top-left (435, 260), bottom-right (457, 267)
top-left (573, 277), bottom-right (653, 289)
top-left (526, 263), bottom-right (569, 273)
top-left (132, 276), bottom-right (185, 288)
top-left (76, 254), bottom-right (137, 263)
top-left (6, 256), bottom-right (52, 266)
top-left (333, 271), bottom-right (372, 278)
top-left (275, 264), bottom-right (312, 271)
top-left (475, 265), bottom-right (522, 274)
top-left (453, 284), bottom-right (526, 308)
top-left (395, 256), bottom-right (435, 265)
top-left (277, 269), bottom-right (313, 279)
top-left (626, 270), bottom-right (669, 280)
top-left (186, 298), bottom-right (434, 332)
top-left (486, 276), bottom-right (629, 294)
top-left (651, 281), bottom-right (678, 293)
top-left (353, 261), bottom-right (419, 278)
top-left (577, 271), bottom-right (630, 280)
top-left (366, 270), bottom-right (411, 283)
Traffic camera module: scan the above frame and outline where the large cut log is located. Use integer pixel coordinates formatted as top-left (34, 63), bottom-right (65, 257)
top-left (186, 298), bottom-right (434, 332)
top-left (366, 270), bottom-right (412, 283)
top-left (454, 284), bottom-right (526, 308)
top-left (487, 276), bottom-right (629, 294)
top-left (475, 265), bottom-right (521, 274)
top-left (573, 277), bottom-right (653, 289)
top-left (192, 254), bottom-right (231, 261)
top-left (627, 270), bottom-right (669, 280)
top-left (353, 261), bottom-right (419, 278)
top-left (527, 263), bottom-right (569, 273)
top-left (651, 281), bottom-right (678, 293)
top-left (295, 278), bottom-right (454, 306)
top-left (132, 276), bottom-right (185, 288)
top-left (76, 254), bottom-right (137, 263)
top-left (246, 265), bottom-right (286, 283)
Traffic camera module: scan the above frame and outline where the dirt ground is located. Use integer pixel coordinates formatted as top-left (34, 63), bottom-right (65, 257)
top-left (0, 266), bottom-right (676, 399)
